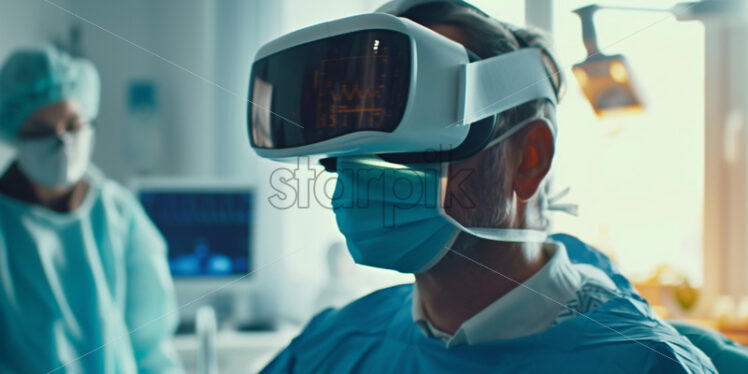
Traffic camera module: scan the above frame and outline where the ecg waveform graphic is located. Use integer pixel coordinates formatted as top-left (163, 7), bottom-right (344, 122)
top-left (330, 83), bottom-right (382, 102)
top-left (315, 55), bottom-right (390, 129)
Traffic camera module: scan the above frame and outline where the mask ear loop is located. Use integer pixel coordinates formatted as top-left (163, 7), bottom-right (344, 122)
top-left (542, 187), bottom-right (579, 216)
top-left (436, 160), bottom-right (550, 244)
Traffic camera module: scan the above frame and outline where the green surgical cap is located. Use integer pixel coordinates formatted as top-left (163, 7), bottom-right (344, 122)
top-left (0, 45), bottom-right (100, 143)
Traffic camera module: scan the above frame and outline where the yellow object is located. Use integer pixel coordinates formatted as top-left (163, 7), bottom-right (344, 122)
top-left (572, 54), bottom-right (645, 118)
top-left (609, 61), bottom-right (628, 83)
top-left (638, 265), bottom-right (700, 312)
top-left (673, 280), bottom-right (699, 311)
top-left (573, 68), bottom-right (589, 87)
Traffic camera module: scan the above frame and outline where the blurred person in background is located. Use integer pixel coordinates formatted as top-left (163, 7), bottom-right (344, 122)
top-left (0, 45), bottom-right (181, 373)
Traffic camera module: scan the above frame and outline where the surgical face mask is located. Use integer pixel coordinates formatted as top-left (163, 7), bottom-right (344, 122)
top-left (331, 117), bottom-right (567, 274)
top-left (332, 157), bottom-right (549, 274)
top-left (16, 126), bottom-right (94, 188)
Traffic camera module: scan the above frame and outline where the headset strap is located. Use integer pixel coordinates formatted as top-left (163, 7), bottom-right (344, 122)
top-left (462, 48), bottom-right (557, 127)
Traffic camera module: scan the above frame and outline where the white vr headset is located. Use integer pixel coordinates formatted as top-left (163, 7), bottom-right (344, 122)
top-left (247, 0), bottom-right (559, 163)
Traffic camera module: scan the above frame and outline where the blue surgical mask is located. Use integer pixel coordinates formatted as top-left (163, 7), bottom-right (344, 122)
top-left (331, 116), bottom-right (579, 274)
top-left (332, 157), bottom-right (458, 273)
top-left (332, 156), bottom-right (551, 274)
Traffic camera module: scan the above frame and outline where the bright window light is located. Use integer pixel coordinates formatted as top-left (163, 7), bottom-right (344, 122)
top-left (551, 0), bottom-right (705, 285)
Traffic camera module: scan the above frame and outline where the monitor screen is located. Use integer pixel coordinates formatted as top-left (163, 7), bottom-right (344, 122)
top-left (139, 190), bottom-right (253, 277)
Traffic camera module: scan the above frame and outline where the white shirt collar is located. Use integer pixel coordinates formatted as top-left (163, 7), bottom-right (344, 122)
top-left (412, 241), bottom-right (582, 347)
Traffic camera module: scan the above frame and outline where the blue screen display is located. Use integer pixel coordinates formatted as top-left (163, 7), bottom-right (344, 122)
top-left (139, 191), bottom-right (253, 277)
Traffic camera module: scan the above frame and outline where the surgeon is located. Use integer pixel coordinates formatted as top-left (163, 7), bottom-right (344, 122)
top-left (252, 1), bottom-right (719, 373)
top-left (0, 46), bottom-right (182, 373)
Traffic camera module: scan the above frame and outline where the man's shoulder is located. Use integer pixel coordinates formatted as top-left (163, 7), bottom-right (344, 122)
top-left (566, 297), bottom-right (716, 373)
top-left (603, 336), bottom-right (717, 373)
top-left (260, 285), bottom-right (414, 373)
top-left (313, 283), bottom-right (412, 327)
top-left (294, 284), bottom-right (413, 342)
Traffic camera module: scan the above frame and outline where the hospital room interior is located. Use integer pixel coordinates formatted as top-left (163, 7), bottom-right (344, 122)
top-left (1, 0), bottom-right (747, 373)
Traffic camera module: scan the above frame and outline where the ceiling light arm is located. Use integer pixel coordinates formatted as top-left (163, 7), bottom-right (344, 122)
top-left (572, 5), bottom-right (602, 58)
top-left (572, 2), bottom-right (745, 59)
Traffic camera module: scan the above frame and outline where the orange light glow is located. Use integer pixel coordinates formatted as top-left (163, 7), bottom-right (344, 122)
top-left (609, 61), bottom-right (629, 83)
top-left (572, 67), bottom-right (589, 87)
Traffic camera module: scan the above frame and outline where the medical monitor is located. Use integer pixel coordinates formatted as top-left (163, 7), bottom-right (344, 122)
top-left (133, 180), bottom-right (254, 278)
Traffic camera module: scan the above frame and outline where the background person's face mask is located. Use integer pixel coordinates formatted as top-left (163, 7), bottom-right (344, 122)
top-left (16, 126), bottom-right (94, 188)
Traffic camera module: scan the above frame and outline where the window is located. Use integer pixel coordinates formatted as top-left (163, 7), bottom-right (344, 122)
top-left (550, 0), bottom-right (705, 285)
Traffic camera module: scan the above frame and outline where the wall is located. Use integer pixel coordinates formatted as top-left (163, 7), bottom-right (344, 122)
top-left (59, 0), bottom-right (163, 182)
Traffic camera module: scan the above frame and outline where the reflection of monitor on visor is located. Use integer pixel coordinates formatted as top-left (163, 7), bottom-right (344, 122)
top-left (249, 29), bottom-right (411, 149)
top-left (139, 191), bottom-right (253, 277)
top-left (251, 78), bottom-right (274, 148)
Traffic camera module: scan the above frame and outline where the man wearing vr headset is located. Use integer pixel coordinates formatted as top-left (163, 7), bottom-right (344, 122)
top-left (250, 1), bottom-right (715, 372)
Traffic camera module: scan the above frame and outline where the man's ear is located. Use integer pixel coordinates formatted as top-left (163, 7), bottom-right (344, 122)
top-left (513, 120), bottom-right (554, 201)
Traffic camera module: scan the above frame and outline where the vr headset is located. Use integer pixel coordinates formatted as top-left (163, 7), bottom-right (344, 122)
top-left (247, 0), bottom-right (559, 166)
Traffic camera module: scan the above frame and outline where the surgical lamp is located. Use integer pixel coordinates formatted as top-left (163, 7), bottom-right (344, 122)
top-left (572, 1), bottom-right (746, 117)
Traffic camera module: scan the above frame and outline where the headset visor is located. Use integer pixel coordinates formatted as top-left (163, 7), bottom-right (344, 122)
top-left (248, 30), bottom-right (412, 149)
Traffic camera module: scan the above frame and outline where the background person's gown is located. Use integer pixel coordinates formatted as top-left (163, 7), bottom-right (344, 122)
top-left (0, 168), bottom-right (182, 373)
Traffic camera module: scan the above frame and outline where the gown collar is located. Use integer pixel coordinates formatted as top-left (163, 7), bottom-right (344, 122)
top-left (412, 241), bottom-right (582, 347)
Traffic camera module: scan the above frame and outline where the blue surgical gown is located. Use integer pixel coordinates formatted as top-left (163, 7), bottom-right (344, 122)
top-left (0, 169), bottom-right (182, 373)
top-left (261, 234), bottom-right (716, 373)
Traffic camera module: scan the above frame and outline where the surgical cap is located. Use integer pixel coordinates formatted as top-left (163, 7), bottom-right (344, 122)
top-left (0, 45), bottom-right (100, 143)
